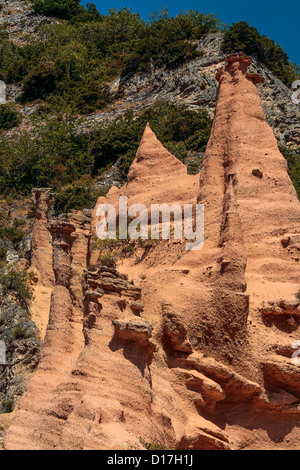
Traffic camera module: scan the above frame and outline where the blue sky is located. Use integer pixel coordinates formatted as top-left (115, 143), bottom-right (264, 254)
top-left (81, 0), bottom-right (300, 66)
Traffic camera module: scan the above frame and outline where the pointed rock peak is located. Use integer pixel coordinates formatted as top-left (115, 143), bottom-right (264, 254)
top-left (127, 123), bottom-right (186, 183)
top-left (137, 122), bottom-right (165, 155)
top-left (143, 122), bottom-right (158, 138)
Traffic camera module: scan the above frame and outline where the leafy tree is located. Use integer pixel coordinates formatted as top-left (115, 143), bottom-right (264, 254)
top-left (0, 113), bottom-right (93, 193)
top-left (90, 102), bottom-right (212, 175)
top-left (32, 0), bottom-right (82, 20)
top-left (54, 177), bottom-right (98, 213)
top-left (72, 81), bottom-right (111, 115)
top-left (0, 27), bottom-right (30, 84)
top-left (0, 102), bottom-right (212, 202)
top-left (121, 9), bottom-right (223, 76)
top-left (221, 22), bottom-right (299, 86)
top-left (22, 61), bottom-right (58, 101)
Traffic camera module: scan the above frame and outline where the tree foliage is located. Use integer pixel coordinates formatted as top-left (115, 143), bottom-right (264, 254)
top-left (89, 102), bottom-right (212, 176)
top-left (0, 7), bottom-right (223, 113)
top-left (0, 104), bottom-right (21, 130)
top-left (221, 22), bottom-right (299, 86)
top-left (0, 114), bottom-right (93, 193)
top-left (54, 177), bottom-right (98, 213)
top-left (32, 0), bottom-right (82, 20)
top-left (0, 102), bottom-right (212, 212)
top-left (121, 10), bottom-right (223, 75)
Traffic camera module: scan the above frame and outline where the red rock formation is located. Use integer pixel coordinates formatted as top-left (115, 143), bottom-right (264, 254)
top-left (3, 220), bottom-right (84, 449)
top-left (4, 53), bottom-right (300, 450)
top-left (90, 122), bottom-right (199, 268)
top-left (92, 122), bottom-right (197, 225)
top-left (261, 301), bottom-right (300, 332)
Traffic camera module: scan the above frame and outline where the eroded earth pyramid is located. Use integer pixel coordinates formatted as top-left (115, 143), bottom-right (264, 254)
top-left (4, 53), bottom-right (300, 450)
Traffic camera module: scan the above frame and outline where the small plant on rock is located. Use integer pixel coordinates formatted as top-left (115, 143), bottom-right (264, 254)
top-left (139, 437), bottom-right (169, 450)
top-left (98, 252), bottom-right (117, 268)
top-left (12, 326), bottom-right (27, 340)
top-left (2, 399), bottom-right (15, 413)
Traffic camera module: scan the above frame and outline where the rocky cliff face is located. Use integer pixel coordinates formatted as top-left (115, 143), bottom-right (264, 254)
top-left (3, 53), bottom-right (300, 450)
top-left (83, 32), bottom-right (300, 150)
top-left (0, 0), bottom-right (54, 45)
top-left (0, 298), bottom-right (40, 411)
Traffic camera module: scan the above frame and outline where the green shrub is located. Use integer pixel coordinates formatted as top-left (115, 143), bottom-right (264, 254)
top-left (0, 269), bottom-right (33, 309)
top-left (221, 22), bottom-right (299, 86)
top-left (1, 399), bottom-right (15, 413)
top-left (0, 225), bottom-right (25, 245)
top-left (12, 326), bottom-right (36, 340)
top-left (0, 114), bottom-right (93, 193)
top-left (0, 104), bottom-right (21, 130)
top-left (0, 27), bottom-right (29, 84)
top-left (117, 150), bottom-right (136, 180)
top-left (21, 61), bottom-right (58, 102)
top-left (91, 102), bottom-right (213, 175)
top-left (0, 212), bottom-right (25, 246)
top-left (12, 326), bottom-right (27, 339)
top-left (139, 437), bottom-right (169, 450)
top-left (73, 81), bottom-right (111, 115)
top-left (54, 178), bottom-right (98, 213)
top-left (98, 252), bottom-right (117, 268)
top-left (32, 0), bottom-right (82, 20)
top-left (0, 240), bottom-right (8, 267)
